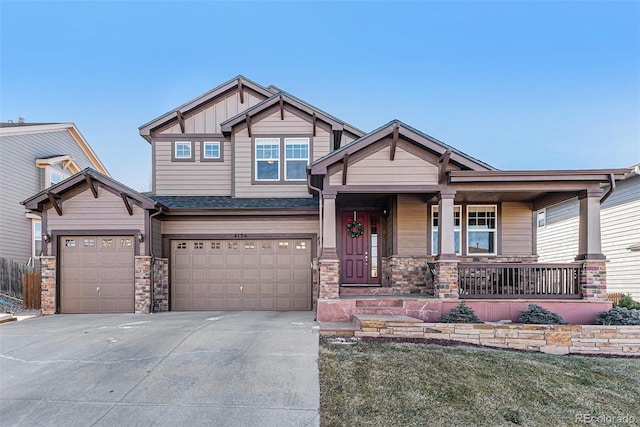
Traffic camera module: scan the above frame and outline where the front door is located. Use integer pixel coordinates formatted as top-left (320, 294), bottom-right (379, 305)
top-left (341, 210), bottom-right (381, 285)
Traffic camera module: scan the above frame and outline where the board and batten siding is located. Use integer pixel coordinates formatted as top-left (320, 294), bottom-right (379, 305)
top-left (162, 217), bottom-right (319, 236)
top-left (0, 130), bottom-right (99, 263)
top-left (154, 140), bottom-right (232, 196)
top-left (396, 195), bottom-right (428, 256)
top-left (538, 176), bottom-right (640, 299)
top-left (159, 90), bottom-right (265, 135)
top-left (46, 187), bottom-right (147, 256)
top-left (233, 109), bottom-right (330, 198)
top-left (501, 202), bottom-right (534, 256)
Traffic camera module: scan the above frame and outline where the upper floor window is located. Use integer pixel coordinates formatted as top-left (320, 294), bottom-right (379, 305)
top-left (33, 220), bottom-right (42, 258)
top-left (432, 205), bottom-right (461, 255)
top-left (467, 205), bottom-right (497, 255)
top-left (49, 170), bottom-right (65, 186)
top-left (254, 137), bottom-right (310, 182)
top-left (255, 138), bottom-right (280, 181)
top-left (284, 138), bottom-right (309, 181)
top-left (537, 209), bottom-right (546, 228)
top-left (202, 141), bottom-right (220, 159)
top-left (173, 141), bottom-right (193, 161)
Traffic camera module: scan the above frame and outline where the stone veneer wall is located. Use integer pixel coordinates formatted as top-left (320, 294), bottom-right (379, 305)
top-left (153, 258), bottom-right (169, 312)
top-left (434, 261), bottom-right (459, 298)
top-left (385, 256), bottom-right (433, 294)
top-left (581, 261), bottom-right (607, 301)
top-left (319, 259), bottom-right (340, 299)
top-left (40, 256), bottom-right (56, 315)
top-left (354, 321), bottom-right (640, 356)
top-left (134, 256), bottom-right (152, 314)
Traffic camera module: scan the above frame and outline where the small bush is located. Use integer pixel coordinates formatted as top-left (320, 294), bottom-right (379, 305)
top-left (518, 304), bottom-right (567, 325)
top-left (439, 301), bottom-right (481, 323)
top-left (596, 307), bottom-right (640, 325)
top-left (614, 294), bottom-right (640, 310)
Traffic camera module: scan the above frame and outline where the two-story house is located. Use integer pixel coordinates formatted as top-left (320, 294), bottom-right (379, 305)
top-left (23, 76), bottom-right (628, 324)
top-left (0, 122), bottom-right (108, 267)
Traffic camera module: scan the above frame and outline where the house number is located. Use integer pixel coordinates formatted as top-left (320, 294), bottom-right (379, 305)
top-left (234, 233), bottom-right (247, 238)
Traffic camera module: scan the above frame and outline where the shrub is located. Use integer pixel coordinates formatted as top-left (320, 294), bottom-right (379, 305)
top-left (518, 304), bottom-right (567, 325)
top-left (439, 301), bottom-right (481, 323)
top-left (595, 307), bottom-right (640, 326)
top-left (614, 294), bottom-right (640, 310)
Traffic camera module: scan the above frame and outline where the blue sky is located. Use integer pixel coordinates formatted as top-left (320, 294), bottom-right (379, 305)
top-left (1, 1), bottom-right (638, 191)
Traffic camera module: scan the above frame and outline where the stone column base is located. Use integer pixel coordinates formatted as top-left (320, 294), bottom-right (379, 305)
top-left (153, 258), bottom-right (169, 312)
top-left (580, 261), bottom-right (607, 301)
top-left (319, 259), bottom-right (340, 299)
top-left (134, 256), bottom-right (152, 314)
top-left (434, 260), bottom-right (459, 299)
top-left (40, 256), bottom-right (57, 315)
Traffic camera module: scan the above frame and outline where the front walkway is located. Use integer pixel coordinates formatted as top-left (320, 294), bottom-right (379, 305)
top-left (0, 311), bottom-right (320, 427)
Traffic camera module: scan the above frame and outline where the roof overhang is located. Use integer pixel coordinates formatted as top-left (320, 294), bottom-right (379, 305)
top-left (138, 76), bottom-right (273, 143)
top-left (448, 169), bottom-right (629, 184)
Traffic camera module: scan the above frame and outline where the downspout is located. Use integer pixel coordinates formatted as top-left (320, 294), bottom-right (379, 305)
top-left (148, 206), bottom-right (163, 313)
top-left (599, 174), bottom-right (616, 205)
top-left (307, 174), bottom-right (323, 259)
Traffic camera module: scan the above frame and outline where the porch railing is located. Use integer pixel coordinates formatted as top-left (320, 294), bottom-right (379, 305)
top-left (458, 263), bottom-right (582, 299)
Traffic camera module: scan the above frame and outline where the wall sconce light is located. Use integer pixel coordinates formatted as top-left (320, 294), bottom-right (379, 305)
top-left (42, 234), bottom-right (51, 243)
top-left (381, 209), bottom-right (389, 218)
top-left (136, 232), bottom-right (144, 243)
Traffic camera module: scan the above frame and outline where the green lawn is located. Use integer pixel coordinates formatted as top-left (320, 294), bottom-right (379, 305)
top-left (319, 338), bottom-right (640, 427)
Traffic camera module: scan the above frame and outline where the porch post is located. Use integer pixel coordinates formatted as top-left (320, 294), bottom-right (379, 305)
top-left (435, 190), bottom-right (459, 299)
top-left (575, 188), bottom-right (607, 301)
top-left (319, 193), bottom-right (339, 299)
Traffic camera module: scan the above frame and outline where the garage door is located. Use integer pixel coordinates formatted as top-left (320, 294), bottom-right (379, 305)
top-left (60, 236), bottom-right (135, 313)
top-left (172, 239), bottom-right (312, 311)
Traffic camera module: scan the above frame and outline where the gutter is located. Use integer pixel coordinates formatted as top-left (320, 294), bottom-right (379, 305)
top-left (599, 174), bottom-right (616, 205)
top-left (307, 174), bottom-right (323, 260)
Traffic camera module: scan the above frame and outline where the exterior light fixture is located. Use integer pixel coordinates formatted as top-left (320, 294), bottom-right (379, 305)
top-left (137, 232), bottom-right (144, 243)
top-left (42, 233), bottom-right (51, 243)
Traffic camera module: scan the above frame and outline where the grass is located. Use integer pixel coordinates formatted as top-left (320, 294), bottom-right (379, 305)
top-left (319, 338), bottom-right (640, 426)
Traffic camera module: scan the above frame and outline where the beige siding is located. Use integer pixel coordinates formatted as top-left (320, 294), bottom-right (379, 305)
top-left (151, 217), bottom-right (162, 257)
top-left (233, 109), bottom-right (329, 198)
top-left (396, 195), bottom-right (427, 256)
top-left (46, 187), bottom-right (146, 255)
top-left (154, 140), bottom-right (232, 196)
top-left (160, 90), bottom-right (265, 134)
top-left (501, 202), bottom-right (533, 256)
top-left (340, 133), bottom-right (356, 147)
top-left (162, 217), bottom-right (319, 236)
top-left (329, 146), bottom-right (439, 186)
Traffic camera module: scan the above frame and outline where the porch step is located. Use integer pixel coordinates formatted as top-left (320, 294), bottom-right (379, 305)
top-left (353, 307), bottom-right (408, 316)
top-left (340, 287), bottom-right (398, 296)
top-left (318, 322), bottom-right (358, 338)
top-left (355, 299), bottom-right (403, 308)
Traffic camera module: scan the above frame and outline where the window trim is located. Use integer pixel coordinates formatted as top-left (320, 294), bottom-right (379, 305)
top-left (431, 205), bottom-right (462, 255)
top-left (284, 137), bottom-right (310, 182)
top-left (254, 137), bottom-right (281, 181)
top-left (252, 135), bottom-right (312, 184)
top-left (32, 219), bottom-right (42, 258)
top-left (200, 141), bottom-right (223, 162)
top-left (466, 204), bottom-right (497, 256)
top-left (172, 141), bottom-right (194, 162)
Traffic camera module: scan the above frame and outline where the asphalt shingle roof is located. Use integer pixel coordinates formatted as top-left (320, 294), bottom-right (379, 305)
top-left (150, 196), bottom-right (319, 209)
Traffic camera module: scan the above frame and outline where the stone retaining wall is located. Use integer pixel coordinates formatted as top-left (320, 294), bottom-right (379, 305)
top-left (355, 321), bottom-right (640, 356)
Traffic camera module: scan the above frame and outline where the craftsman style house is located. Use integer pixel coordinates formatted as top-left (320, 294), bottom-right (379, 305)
top-left (23, 76), bottom-right (628, 323)
top-left (0, 122), bottom-right (108, 266)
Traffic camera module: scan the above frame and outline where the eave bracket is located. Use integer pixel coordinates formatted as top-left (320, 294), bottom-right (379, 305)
top-left (120, 193), bottom-right (134, 216)
top-left (47, 192), bottom-right (62, 216)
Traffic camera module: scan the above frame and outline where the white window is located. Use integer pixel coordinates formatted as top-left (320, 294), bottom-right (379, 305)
top-left (174, 142), bottom-right (192, 159)
top-left (203, 141), bottom-right (220, 159)
top-left (284, 138), bottom-right (309, 181)
top-left (467, 205), bottom-right (497, 255)
top-left (432, 205), bottom-right (462, 255)
top-left (537, 209), bottom-right (546, 228)
top-left (48, 168), bottom-right (69, 187)
top-left (255, 138), bottom-right (280, 181)
top-left (32, 220), bottom-right (42, 257)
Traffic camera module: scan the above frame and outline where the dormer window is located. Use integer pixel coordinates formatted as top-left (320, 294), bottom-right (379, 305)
top-left (50, 170), bottom-right (65, 186)
top-left (172, 141), bottom-right (194, 162)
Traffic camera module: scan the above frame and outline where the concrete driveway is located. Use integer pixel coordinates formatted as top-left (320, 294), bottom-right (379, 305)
top-left (0, 311), bottom-right (320, 426)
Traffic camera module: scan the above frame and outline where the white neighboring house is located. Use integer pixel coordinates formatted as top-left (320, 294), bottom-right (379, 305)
top-left (537, 164), bottom-right (640, 299)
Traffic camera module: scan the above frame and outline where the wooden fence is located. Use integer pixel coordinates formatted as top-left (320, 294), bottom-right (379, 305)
top-left (0, 257), bottom-right (38, 299)
top-left (22, 272), bottom-right (41, 309)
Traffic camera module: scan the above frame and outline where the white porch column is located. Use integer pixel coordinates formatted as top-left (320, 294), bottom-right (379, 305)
top-left (436, 190), bottom-right (457, 260)
top-left (576, 188), bottom-right (605, 261)
top-left (321, 193), bottom-right (338, 258)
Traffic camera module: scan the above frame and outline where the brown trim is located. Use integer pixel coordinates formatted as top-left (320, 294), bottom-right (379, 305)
top-left (279, 94), bottom-right (284, 120)
top-left (390, 123), bottom-right (399, 161)
top-left (199, 141), bottom-right (224, 163)
top-left (341, 153), bottom-right (349, 186)
top-left (438, 149), bottom-right (451, 184)
top-left (171, 141), bottom-right (195, 162)
top-left (449, 169), bottom-right (628, 183)
top-left (333, 130), bottom-right (343, 150)
top-left (47, 192), bottom-right (62, 216)
top-left (251, 134), bottom-right (313, 185)
top-left (153, 133), bottom-right (226, 141)
top-left (120, 193), bottom-right (134, 215)
top-left (176, 111), bottom-right (185, 133)
top-left (531, 192), bottom-right (578, 211)
top-left (246, 113), bottom-right (252, 137)
top-left (161, 208), bottom-right (319, 217)
top-left (328, 184), bottom-right (442, 194)
top-left (85, 174), bottom-right (98, 198)
top-left (51, 229), bottom-right (142, 257)
top-left (238, 77), bottom-right (244, 103)
top-left (312, 112), bottom-right (317, 136)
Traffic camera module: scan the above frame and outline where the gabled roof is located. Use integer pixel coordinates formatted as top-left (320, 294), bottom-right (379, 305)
top-left (23, 168), bottom-right (158, 212)
top-left (309, 119), bottom-right (494, 175)
top-left (35, 155), bottom-right (81, 174)
top-left (138, 75), bottom-right (273, 142)
top-left (220, 91), bottom-right (364, 136)
top-left (0, 123), bottom-right (109, 175)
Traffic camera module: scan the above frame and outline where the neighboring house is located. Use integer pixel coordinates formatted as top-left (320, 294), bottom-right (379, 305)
top-left (23, 76), bottom-right (629, 325)
top-left (538, 165), bottom-right (640, 299)
top-left (0, 122), bottom-right (108, 266)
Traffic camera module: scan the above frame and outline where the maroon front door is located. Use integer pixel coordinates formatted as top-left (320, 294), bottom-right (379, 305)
top-left (341, 210), bottom-right (380, 285)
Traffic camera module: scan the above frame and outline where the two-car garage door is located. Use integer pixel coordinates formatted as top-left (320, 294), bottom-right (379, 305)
top-left (171, 239), bottom-right (312, 311)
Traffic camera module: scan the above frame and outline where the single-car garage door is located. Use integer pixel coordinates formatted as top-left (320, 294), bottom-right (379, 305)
top-left (60, 236), bottom-right (135, 313)
top-left (172, 239), bottom-right (312, 311)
